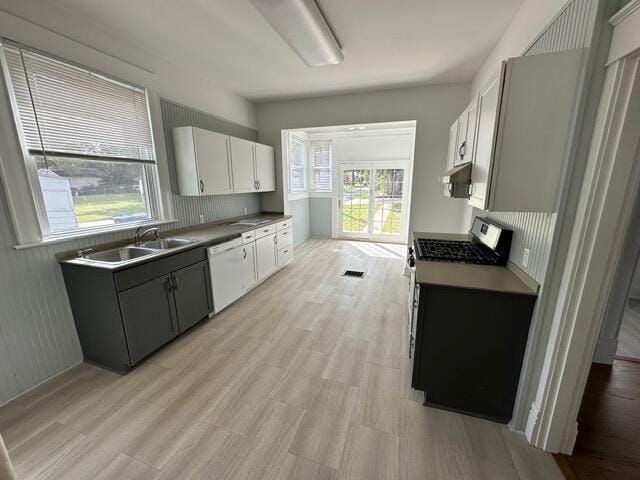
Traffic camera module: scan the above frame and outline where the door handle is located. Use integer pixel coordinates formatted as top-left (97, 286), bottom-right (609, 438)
top-left (200, 180), bottom-right (205, 193)
top-left (458, 141), bottom-right (466, 159)
top-left (338, 199), bottom-right (342, 209)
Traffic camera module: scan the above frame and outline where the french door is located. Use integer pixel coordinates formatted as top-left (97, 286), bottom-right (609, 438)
top-left (338, 162), bottom-right (410, 243)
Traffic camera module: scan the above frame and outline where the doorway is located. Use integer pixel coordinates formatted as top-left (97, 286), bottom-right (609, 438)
top-left (338, 162), bottom-right (410, 243)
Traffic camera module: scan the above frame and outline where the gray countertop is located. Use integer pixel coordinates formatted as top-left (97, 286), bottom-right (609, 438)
top-left (413, 231), bottom-right (538, 296)
top-left (60, 213), bottom-right (291, 271)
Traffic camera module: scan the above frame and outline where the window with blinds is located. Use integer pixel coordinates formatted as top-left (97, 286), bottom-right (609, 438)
top-left (311, 141), bottom-right (332, 192)
top-left (289, 134), bottom-right (307, 192)
top-left (0, 41), bottom-right (161, 236)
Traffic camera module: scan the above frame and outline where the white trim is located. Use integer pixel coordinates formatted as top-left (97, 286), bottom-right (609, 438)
top-left (527, 50), bottom-right (640, 453)
top-left (12, 219), bottom-right (178, 250)
top-left (609, 0), bottom-right (640, 26)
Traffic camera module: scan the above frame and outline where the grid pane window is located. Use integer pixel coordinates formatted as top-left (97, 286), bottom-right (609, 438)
top-left (311, 141), bottom-right (332, 192)
top-left (289, 135), bottom-right (307, 192)
top-left (372, 168), bottom-right (404, 236)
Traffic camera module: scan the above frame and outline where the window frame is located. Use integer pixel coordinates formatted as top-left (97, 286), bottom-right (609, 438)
top-left (309, 140), bottom-right (333, 193)
top-left (0, 40), bottom-right (168, 244)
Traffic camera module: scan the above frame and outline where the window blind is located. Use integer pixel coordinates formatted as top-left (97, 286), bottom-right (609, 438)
top-left (311, 141), bottom-right (331, 191)
top-left (1, 43), bottom-right (156, 163)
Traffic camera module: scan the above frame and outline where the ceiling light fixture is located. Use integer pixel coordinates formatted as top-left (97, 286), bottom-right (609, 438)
top-left (249, 0), bottom-right (343, 67)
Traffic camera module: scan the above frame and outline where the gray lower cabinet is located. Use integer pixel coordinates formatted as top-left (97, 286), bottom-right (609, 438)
top-left (172, 261), bottom-right (213, 332)
top-left (61, 246), bottom-right (212, 373)
top-left (119, 274), bottom-right (179, 365)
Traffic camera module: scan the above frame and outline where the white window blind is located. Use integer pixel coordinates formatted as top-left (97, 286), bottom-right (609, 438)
top-left (290, 135), bottom-right (307, 192)
top-left (311, 141), bottom-right (331, 192)
top-left (2, 43), bottom-right (156, 163)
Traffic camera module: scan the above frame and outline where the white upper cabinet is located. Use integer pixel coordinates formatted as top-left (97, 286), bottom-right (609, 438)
top-left (230, 137), bottom-right (257, 193)
top-left (451, 49), bottom-right (584, 211)
top-left (172, 127), bottom-right (232, 196)
top-left (468, 76), bottom-right (500, 210)
top-left (255, 143), bottom-right (275, 192)
top-left (173, 127), bottom-right (276, 196)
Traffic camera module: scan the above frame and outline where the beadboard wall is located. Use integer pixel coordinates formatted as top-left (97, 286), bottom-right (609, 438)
top-left (0, 100), bottom-right (261, 405)
top-left (474, 0), bottom-right (595, 284)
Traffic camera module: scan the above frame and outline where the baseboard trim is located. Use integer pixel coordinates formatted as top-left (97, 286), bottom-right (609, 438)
top-left (525, 401), bottom-right (540, 443)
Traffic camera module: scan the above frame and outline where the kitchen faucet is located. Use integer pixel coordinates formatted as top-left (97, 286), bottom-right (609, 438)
top-left (134, 226), bottom-right (160, 245)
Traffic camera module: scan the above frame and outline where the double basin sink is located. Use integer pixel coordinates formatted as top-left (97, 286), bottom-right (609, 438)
top-left (82, 238), bottom-right (196, 264)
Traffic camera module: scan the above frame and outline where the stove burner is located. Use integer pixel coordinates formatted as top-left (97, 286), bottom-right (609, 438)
top-left (415, 239), bottom-right (504, 266)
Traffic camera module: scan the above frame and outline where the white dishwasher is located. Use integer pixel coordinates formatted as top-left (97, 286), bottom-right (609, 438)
top-left (208, 237), bottom-right (245, 313)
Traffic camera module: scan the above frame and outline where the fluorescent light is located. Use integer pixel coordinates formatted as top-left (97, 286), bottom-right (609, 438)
top-left (249, 0), bottom-right (343, 67)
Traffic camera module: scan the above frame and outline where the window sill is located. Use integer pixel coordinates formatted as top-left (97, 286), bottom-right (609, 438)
top-left (13, 218), bottom-right (179, 250)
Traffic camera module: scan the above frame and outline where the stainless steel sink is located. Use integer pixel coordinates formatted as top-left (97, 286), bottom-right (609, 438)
top-left (139, 238), bottom-right (196, 250)
top-left (84, 246), bottom-right (159, 263)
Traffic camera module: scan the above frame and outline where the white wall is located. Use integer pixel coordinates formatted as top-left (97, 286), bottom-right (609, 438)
top-left (257, 83), bottom-right (472, 239)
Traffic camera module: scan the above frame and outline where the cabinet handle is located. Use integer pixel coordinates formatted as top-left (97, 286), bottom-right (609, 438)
top-left (283, 249), bottom-right (288, 253)
top-left (274, 236), bottom-right (278, 245)
top-left (243, 248), bottom-right (247, 259)
top-left (257, 180), bottom-right (261, 190)
top-left (172, 275), bottom-right (179, 290)
top-left (254, 180), bottom-right (258, 190)
top-left (165, 278), bottom-right (173, 292)
top-left (200, 180), bottom-right (205, 193)
top-left (458, 141), bottom-right (466, 159)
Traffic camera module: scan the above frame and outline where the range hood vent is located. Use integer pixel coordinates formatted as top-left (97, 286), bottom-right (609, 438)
top-left (439, 162), bottom-right (472, 198)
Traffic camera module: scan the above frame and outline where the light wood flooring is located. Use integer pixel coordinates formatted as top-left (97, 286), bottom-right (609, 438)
top-left (617, 299), bottom-right (640, 360)
top-left (0, 238), bottom-right (563, 480)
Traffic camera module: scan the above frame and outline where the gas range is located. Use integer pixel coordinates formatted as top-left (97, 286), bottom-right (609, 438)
top-left (411, 218), bottom-right (512, 267)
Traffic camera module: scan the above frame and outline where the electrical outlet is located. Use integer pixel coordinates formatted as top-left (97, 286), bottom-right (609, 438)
top-left (199, 214), bottom-right (205, 224)
top-left (522, 248), bottom-right (531, 268)
top-left (243, 207), bottom-right (248, 215)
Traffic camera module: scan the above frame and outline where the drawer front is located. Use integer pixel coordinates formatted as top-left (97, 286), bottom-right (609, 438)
top-left (255, 224), bottom-right (276, 239)
top-left (276, 219), bottom-right (292, 231)
top-left (115, 247), bottom-right (207, 292)
top-left (277, 245), bottom-right (293, 268)
top-left (277, 227), bottom-right (293, 248)
top-left (242, 229), bottom-right (257, 244)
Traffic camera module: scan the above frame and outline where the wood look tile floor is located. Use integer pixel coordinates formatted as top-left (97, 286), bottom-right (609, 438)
top-left (0, 239), bottom-right (564, 480)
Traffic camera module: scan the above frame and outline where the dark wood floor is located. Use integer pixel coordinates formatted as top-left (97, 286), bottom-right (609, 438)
top-left (555, 359), bottom-right (640, 479)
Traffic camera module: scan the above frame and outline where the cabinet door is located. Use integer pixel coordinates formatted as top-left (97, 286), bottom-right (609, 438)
top-left (256, 233), bottom-right (277, 281)
top-left (193, 128), bottom-right (233, 195)
top-left (255, 143), bottom-right (275, 192)
top-left (172, 260), bottom-right (213, 333)
top-left (468, 76), bottom-right (500, 210)
top-left (454, 110), bottom-right (469, 166)
top-left (463, 97), bottom-right (479, 167)
top-left (119, 275), bottom-right (178, 365)
top-left (242, 242), bottom-right (258, 290)
top-left (230, 137), bottom-right (257, 193)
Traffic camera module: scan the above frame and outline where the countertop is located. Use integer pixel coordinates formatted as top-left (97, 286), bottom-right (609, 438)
top-left (59, 213), bottom-right (291, 271)
top-left (412, 231), bottom-right (538, 296)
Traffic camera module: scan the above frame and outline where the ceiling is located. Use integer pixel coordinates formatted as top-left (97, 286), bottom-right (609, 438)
top-left (0, 0), bottom-right (524, 102)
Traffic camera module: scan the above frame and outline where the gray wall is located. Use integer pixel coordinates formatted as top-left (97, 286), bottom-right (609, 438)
top-left (310, 197), bottom-right (332, 237)
top-left (257, 83), bottom-right (472, 239)
top-left (0, 100), bottom-right (261, 405)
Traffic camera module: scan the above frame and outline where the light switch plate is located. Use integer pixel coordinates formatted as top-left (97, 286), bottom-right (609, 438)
top-left (199, 214), bottom-right (205, 224)
top-left (522, 248), bottom-right (531, 268)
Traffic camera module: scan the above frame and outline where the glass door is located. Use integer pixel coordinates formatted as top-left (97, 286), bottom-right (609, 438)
top-left (338, 162), bottom-right (409, 243)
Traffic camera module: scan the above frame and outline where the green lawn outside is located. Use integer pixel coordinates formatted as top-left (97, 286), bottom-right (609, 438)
top-left (342, 204), bottom-right (369, 233)
top-left (382, 203), bottom-right (402, 234)
top-left (74, 193), bottom-right (146, 223)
